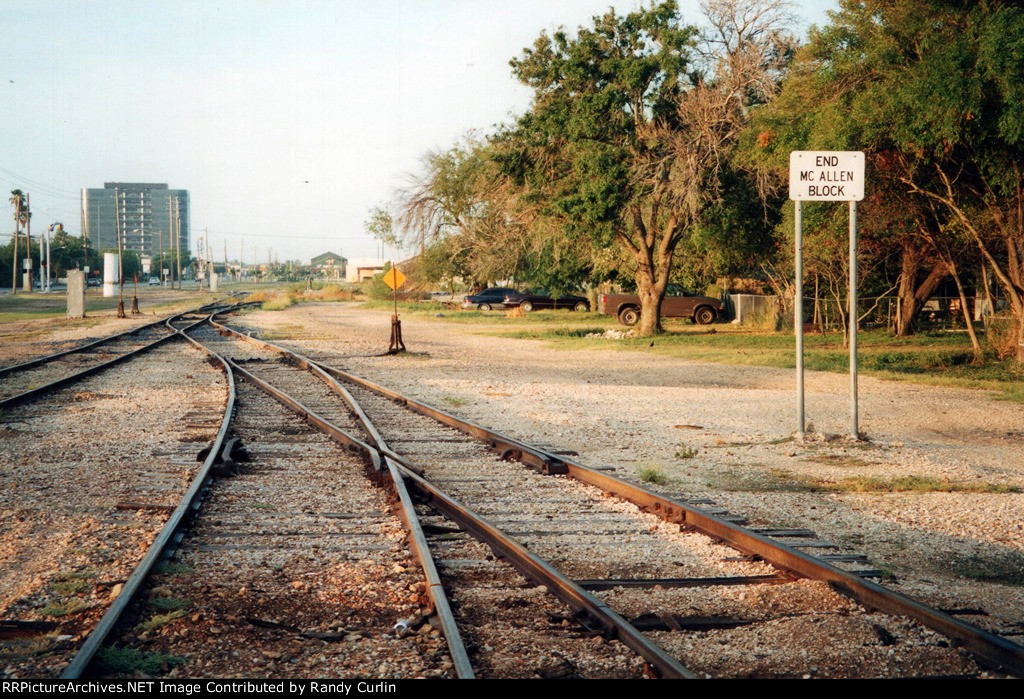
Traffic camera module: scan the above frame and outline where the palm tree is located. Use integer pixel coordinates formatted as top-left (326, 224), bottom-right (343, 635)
top-left (9, 189), bottom-right (25, 294)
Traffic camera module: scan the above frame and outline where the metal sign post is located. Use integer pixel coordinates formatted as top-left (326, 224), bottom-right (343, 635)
top-left (849, 201), bottom-right (858, 438)
top-left (794, 200), bottom-right (804, 440)
top-left (789, 151), bottom-right (865, 440)
top-left (383, 265), bottom-right (407, 354)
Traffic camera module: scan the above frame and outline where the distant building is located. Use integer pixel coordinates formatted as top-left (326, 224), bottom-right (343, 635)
top-left (81, 182), bottom-right (190, 258)
top-left (311, 251), bottom-right (347, 279)
top-left (345, 257), bottom-right (387, 283)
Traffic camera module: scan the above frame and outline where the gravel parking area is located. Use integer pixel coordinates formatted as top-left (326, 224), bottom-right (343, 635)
top-left (230, 302), bottom-right (1024, 639)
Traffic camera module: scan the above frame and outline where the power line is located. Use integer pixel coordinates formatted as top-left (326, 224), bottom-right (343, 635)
top-left (195, 229), bottom-right (371, 241)
top-left (0, 168), bottom-right (81, 200)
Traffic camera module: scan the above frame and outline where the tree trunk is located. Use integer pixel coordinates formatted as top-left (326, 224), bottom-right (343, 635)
top-left (637, 285), bottom-right (664, 335)
top-left (947, 260), bottom-right (982, 360)
top-left (622, 211), bottom-right (673, 337)
top-left (812, 273), bottom-right (822, 332)
top-left (1017, 314), bottom-right (1024, 363)
top-left (893, 250), bottom-right (946, 337)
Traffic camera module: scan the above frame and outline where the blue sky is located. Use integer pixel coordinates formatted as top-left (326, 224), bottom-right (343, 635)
top-left (1, 1), bottom-right (837, 263)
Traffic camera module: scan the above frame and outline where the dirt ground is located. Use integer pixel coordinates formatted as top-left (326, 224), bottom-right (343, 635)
top-left (230, 302), bottom-right (1024, 639)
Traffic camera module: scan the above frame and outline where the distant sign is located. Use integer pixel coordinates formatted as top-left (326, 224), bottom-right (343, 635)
top-left (383, 267), bottom-right (406, 290)
top-left (789, 151), bottom-right (865, 201)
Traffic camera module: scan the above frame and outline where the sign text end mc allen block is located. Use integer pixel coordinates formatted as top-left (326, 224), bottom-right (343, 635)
top-left (789, 151), bottom-right (865, 201)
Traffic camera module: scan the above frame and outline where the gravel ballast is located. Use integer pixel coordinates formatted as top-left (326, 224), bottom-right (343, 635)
top-left (231, 303), bottom-right (1024, 641)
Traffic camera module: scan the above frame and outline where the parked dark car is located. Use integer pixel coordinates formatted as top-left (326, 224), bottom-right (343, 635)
top-left (461, 287), bottom-right (517, 311)
top-left (86, 277), bottom-right (101, 287)
top-left (502, 289), bottom-right (590, 312)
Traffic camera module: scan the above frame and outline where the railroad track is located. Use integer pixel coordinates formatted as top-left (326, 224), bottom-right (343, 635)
top-left (0, 301), bottom-right (249, 678)
top-left (177, 314), bottom-right (1024, 679)
top-left (175, 322), bottom-right (653, 678)
top-left (86, 375), bottom-right (460, 678)
top-left (0, 301), bottom-right (237, 410)
top-left (17, 302), bottom-right (1019, 679)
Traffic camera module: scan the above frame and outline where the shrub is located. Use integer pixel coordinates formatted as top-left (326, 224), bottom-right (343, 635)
top-left (261, 293), bottom-right (295, 311)
top-left (636, 465), bottom-right (669, 485)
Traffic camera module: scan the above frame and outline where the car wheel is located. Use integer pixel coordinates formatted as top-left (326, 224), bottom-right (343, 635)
top-left (573, 301), bottom-right (589, 312)
top-left (618, 307), bottom-right (640, 326)
top-left (521, 301), bottom-right (534, 312)
top-left (694, 306), bottom-right (716, 325)
top-left (478, 303), bottom-right (492, 311)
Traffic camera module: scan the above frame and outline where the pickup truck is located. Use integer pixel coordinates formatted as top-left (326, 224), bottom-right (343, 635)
top-left (598, 284), bottom-right (726, 326)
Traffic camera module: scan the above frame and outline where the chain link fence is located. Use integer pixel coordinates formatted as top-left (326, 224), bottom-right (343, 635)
top-left (727, 294), bottom-right (1011, 333)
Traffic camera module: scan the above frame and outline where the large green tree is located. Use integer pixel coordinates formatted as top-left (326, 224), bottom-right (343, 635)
top-left (396, 134), bottom-right (583, 289)
top-left (501, 0), bottom-right (793, 334)
top-left (811, 0), bottom-right (1024, 359)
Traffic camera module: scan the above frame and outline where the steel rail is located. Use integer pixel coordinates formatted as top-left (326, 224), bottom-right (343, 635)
top-left (207, 315), bottom-right (1024, 675)
top-left (209, 314), bottom-right (1024, 676)
top-left (61, 313), bottom-right (237, 678)
top-left (196, 317), bottom-right (479, 677)
top-left (0, 317), bottom-right (172, 379)
top-left (0, 302), bottom-right (236, 412)
top-left (201, 317), bottom-right (695, 678)
top-left (0, 297), bottom-right (243, 379)
top-left (220, 357), bottom-right (477, 679)
top-left (310, 362), bottom-right (1024, 677)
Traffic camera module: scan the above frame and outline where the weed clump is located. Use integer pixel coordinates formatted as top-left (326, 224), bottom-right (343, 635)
top-left (637, 465), bottom-right (669, 486)
top-left (96, 646), bottom-right (186, 675)
top-left (675, 444), bottom-right (699, 459)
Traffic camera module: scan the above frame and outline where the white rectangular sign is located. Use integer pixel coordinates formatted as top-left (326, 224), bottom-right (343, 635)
top-left (789, 151), bottom-right (865, 201)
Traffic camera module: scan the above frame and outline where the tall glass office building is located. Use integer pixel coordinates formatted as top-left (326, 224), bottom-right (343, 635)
top-left (81, 183), bottom-right (190, 258)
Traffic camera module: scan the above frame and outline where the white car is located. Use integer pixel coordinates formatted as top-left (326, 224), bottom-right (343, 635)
top-left (148, 277), bottom-right (160, 286)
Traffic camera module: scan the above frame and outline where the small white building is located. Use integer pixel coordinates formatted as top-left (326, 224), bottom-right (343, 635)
top-left (345, 257), bottom-right (388, 283)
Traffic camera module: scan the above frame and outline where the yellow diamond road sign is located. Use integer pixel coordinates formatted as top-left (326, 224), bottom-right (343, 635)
top-left (383, 267), bottom-right (406, 290)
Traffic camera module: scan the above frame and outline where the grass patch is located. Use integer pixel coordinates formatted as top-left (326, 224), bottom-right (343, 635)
top-left (49, 570), bottom-right (96, 595)
top-left (50, 578), bottom-right (88, 595)
top-left (147, 597), bottom-right (192, 612)
top-left (155, 562), bottom-right (193, 575)
top-left (40, 598), bottom-right (90, 617)
top-left (950, 552), bottom-right (1024, 586)
top-left (137, 610), bottom-right (188, 632)
top-left (0, 633), bottom-right (61, 661)
top-left (636, 465), bottom-right (669, 485)
top-left (803, 454), bottom-right (876, 468)
top-left (704, 467), bottom-right (824, 493)
top-left (675, 444), bottom-right (699, 459)
top-left (262, 323), bottom-right (305, 340)
top-left (442, 395), bottom-right (468, 408)
top-left (478, 323), bottom-right (1024, 403)
top-left (95, 646), bottom-right (186, 675)
top-left (826, 476), bottom-right (1020, 493)
top-left (261, 293), bottom-right (296, 311)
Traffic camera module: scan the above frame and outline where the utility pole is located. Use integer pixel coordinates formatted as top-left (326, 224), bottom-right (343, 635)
top-left (81, 199), bottom-right (88, 266)
top-left (175, 197), bottom-right (182, 290)
top-left (115, 188), bottom-right (126, 317)
top-left (168, 198), bottom-right (174, 288)
top-left (11, 192), bottom-right (21, 296)
top-left (24, 193), bottom-right (32, 292)
top-left (159, 223), bottom-right (164, 287)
